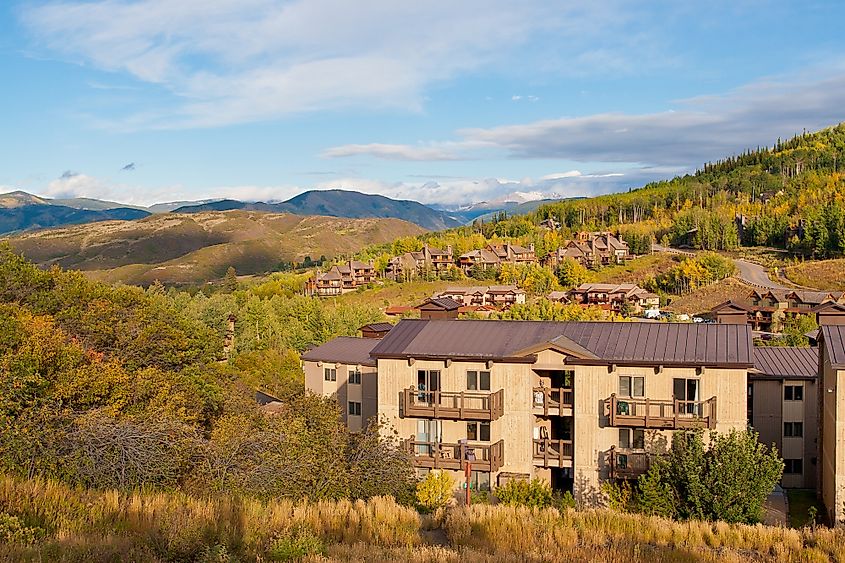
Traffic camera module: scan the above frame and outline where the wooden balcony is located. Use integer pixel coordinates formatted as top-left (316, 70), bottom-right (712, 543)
top-left (401, 388), bottom-right (504, 421)
top-left (607, 446), bottom-right (653, 479)
top-left (532, 439), bottom-right (573, 468)
top-left (532, 387), bottom-right (573, 416)
top-left (404, 439), bottom-right (504, 472)
top-left (605, 394), bottom-right (717, 430)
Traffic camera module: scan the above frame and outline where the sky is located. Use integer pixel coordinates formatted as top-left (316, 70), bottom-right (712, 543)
top-left (1, 0), bottom-right (844, 207)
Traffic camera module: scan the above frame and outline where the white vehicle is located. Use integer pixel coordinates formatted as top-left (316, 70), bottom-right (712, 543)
top-left (643, 308), bottom-right (661, 319)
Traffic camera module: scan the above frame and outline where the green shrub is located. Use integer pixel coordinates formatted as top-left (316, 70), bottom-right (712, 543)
top-left (267, 526), bottom-right (325, 561)
top-left (494, 478), bottom-right (552, 508)
top-left (0, 512), bottom-right (42, 545)
top-left (415, 470), bottom-right (454, 512)
top-left (553, 490), bottom-right (577, 511)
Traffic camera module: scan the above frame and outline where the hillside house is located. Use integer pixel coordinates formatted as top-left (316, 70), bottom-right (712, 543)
top-left (307, 260), bottom-right (375, 296)
top-left (385, 245), bottom-right (454, 281)
top-left (567, 283), bottom-right (659, 315)
top-left (435, 285), bottom-right (526, 308)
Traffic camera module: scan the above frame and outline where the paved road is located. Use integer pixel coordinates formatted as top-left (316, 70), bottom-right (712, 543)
top-left (651, 244), bottom-right (793, 290)
top-left (733, 259), bottom-right (792, 290)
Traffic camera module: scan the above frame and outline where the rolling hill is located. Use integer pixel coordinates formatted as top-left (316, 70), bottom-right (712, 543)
top-left (5, 210), bottom-right (425, 286)
top-left (174, 189), bottom-right (464, 230)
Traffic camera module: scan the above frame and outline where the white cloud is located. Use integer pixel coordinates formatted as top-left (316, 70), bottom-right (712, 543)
top-left (321, 143), bottom-right (461, 161)
top-left (19, 0), bottom-right (643, 128)
top-left (323, 69), bottom-right (845, 167)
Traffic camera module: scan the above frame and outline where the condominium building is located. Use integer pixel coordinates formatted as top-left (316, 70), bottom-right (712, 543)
top-left (817, 306), bottom-right (845, 525)
top-left (302, 319), bottom-right (751, 500)
top-left (749, 346), bottom-right (819, 489)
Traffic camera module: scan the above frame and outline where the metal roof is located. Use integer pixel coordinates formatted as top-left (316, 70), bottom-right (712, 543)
top-left (752, 346), bottom-right (818, 378)
top-left (822, 326), bottom-right (845, 369)
top-left (359, 322), bottom-right (394, 333)
top-left (370, 319), bottom-right (754, 367)
top-left (301, 336), bottom-right (379, 366)
top-left (420, 297), bottom-right (461, 310)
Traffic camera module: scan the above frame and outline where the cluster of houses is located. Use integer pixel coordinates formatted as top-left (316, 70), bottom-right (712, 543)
top-left (541, 232), bottom-right (632, 269)
top-left (712, 289), bottom-right (845, 333)
top-left (306, 232), bottom-right (638, 296)
top-left (298, 306), bottom-right (845, 524)
top-left (549, 283), bottom-right (660, 316)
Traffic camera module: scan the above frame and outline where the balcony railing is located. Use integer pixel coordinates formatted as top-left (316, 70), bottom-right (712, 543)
top-left (532, 387), bottom-right (574, 416)
top-left (532, 438), bottom-right (573, 467)
top-left (404, 438), bottom-right (504, 472)
top-left (607, 446), bottom-right (653, 479)
top-left (605, 394), bottom-right (717, 430)
top-left (401, 388), bottom-right (504, 421)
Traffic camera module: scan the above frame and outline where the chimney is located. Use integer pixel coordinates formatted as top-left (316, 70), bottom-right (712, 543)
top-left (446, 245), bottom-right (453, 257)
top-left (528, 243), bottom-right (535, 252)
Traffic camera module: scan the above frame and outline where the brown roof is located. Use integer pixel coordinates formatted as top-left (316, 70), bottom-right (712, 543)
top-left (301, 336), bottom-right (379, 366)
top-left (359, 322), bottom-right (394, 333)
top-left (420, 297), bottom-right (461, 311)
top-left (712, 300), bottom-right (751, 312)
top-left (752, 346), bottom-right (818, 379)
top-left (822, 325), bottom-right (845, 369)
top-left (370, 319), bottom-right (754, 367)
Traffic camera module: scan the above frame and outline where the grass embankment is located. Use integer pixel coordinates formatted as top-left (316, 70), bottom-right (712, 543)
top-left (785, 259), bottom-right (845, 292)
top-left (664, 278), bottom-right (755, 316)
top-left (591, 253), bottom-right (681, 285)
top-left (2, 475), bottom-right (845, 562)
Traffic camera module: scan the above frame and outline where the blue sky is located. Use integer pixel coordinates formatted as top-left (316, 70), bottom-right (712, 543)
top-left (1, 1), bottom-right (844, 207)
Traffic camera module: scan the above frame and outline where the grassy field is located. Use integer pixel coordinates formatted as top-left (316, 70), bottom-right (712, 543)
top-left (784, 258), bottom-right (845, 291)
top-left (591, 253), bottom-right (682, 285)
top-left (331, 279), bottom-right (480, 309)
top-left (664, 277), bottom-right (754, 316)
top-left (1, 474), bottom-right (844, 562)
top-left (4, 211), bottom-right (424, 286)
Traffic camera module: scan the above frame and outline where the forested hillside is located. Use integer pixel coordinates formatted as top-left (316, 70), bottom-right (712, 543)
top-left (532, 124), bottom-right (845, 256)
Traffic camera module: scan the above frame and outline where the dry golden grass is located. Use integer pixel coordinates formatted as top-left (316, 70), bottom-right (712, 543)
top-left (664, 277), bottom-right (755, 315)
top-left (591, 253), bottom-right (682, 285)
top-left (2, 475), bottom-right (844, 562)
top-left (5, 211), bottom-right (424, 286)
top-left (785, 258), bottom-right (845, 291)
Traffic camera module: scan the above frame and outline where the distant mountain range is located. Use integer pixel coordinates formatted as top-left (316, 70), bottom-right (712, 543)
top-left (172, 189), bottom-right (464, 231)
top-left (0, 188), bottom-right (469, 234)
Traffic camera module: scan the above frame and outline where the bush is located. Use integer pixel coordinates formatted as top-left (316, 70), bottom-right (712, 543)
top-left (267, 526), bottom-right (325, 561)
top-left (552, 490), bottom-right (576, 511)
top-left (636, 429), bottom-right (783, 523)
top-left (0, 512), bottom-right (42, 545)
top-left (416, 470), bottom-right (454, 512)
top-left (494, 478), bottom-right (552, 508)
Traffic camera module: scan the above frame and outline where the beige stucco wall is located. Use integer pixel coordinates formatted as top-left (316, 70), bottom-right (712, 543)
top-left (572, 364), bottom-right (747, 502)
top-left (303, 359), bottom-right (375, 432)
top-left (376, 357), bottom-right (535, 477)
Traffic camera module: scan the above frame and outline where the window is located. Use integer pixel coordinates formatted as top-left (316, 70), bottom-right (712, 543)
top-left (348, 401), bottom-right (362, 416)
top-left (784, 459), bottom-right (803, 475)
top-left (467, 370), bottom-right (491, 391)
top-left (348, 368), bottom-right (361, 385)
top-left (619, 376), bottom-right (644, 397)
top-left (619, 428), bottom-right (645, 449)
top-left (324, 367), bottom-right (336, 382)
top-left (673, 378), bottom-right (701, 415)
top-left (784, 421), bottom-right (804, 438)
top-left (468, 470), bottom-right (491, 491)
top-left (785, 385), bottom-right (804, 401)
top-left (467, 421), bottom-right (491, 442)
